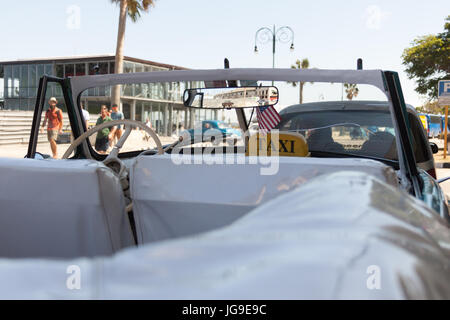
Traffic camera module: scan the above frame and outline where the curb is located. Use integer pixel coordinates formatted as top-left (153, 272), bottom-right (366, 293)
top-left (435, 162), bottom-right (450, 169)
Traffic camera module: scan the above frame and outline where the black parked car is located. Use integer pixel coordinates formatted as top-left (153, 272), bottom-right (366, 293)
top-left (276, 101), bottom-right (439, 178)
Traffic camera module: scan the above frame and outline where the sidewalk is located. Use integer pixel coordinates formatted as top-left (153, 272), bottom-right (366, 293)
top-left (431, 138), bottom-right (450, 168)
top-left (0, 131), bottom-right (178, 159)
top-left (434, 150), bottom-right (450, 168)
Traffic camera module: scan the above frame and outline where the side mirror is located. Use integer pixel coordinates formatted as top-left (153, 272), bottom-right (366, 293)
top-left (33, 152), bottom-right (51, 160)
top-left (430, 142), bottom-right (439, 154)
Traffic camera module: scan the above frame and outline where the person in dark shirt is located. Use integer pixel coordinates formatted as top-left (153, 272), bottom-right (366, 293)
top-left (95, 106), bottom-right (116, 154)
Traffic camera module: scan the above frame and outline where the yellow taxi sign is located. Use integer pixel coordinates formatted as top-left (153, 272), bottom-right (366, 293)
top-left (246, 132), bottom-right (309, 157)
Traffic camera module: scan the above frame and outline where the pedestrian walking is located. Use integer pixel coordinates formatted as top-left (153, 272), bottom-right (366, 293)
top-left (40, 97), bottom-right (63, 159)
top-left (94, 106), bottom-right (115, 154)
top-left (110, 104), bottom-right (124, 146)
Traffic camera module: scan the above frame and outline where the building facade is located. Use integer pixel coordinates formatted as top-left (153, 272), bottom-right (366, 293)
top-left (0, 55), bottom-right (218, 136)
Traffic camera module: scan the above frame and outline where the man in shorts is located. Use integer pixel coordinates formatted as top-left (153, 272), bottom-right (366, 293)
top-left (95, 106), bottom-right (116, 154)
top-left (110, 104), bottom-right (124, 146)
top-left (41, 97), bottom-right (63, 158)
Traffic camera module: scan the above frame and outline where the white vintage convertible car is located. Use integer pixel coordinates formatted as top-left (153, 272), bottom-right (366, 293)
top-left (0, 68), bottom-right (449, 299)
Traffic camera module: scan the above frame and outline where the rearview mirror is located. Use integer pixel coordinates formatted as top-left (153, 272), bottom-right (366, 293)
top-left (183, 86), bottom-right (279, 109)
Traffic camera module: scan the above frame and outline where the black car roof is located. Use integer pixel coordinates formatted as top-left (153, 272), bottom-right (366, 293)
top-left (280, 100), bottom-right (415, 115)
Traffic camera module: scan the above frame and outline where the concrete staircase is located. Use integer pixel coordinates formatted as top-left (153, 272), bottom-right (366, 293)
top-left (0, 111), bottom-right (70, 145)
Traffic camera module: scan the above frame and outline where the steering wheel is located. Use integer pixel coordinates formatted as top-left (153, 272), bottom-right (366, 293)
top-left (62, 119), bottom-right (164, 159)
top-left (62, 119), bottom-right (163, 213)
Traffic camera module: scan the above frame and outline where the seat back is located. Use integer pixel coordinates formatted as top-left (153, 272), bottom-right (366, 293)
top-left (0, 158), bottom-right (135, 259)
top-left (130, 154), bottom-right (398, 244)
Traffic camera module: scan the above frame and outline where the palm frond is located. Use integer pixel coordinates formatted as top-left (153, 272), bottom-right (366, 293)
top-left (111, 0), bottom-right (154, 22)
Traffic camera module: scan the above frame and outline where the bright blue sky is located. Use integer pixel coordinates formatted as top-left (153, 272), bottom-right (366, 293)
top-left (1, 0), bottom-right (449, 107)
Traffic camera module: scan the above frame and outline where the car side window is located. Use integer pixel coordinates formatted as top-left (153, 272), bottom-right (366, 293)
top-left (408, 113), bottom-right (432, 163)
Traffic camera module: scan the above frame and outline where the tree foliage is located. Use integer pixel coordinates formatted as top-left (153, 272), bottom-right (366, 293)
top-left (288, 58), bottom-right (311, 104)
top-left (402, 16), bottom-right (450, 100)
top-left (111, 0), bottom-right (154, 22)
top-left (110, 0), bottom-right (154, 106)
top-left (344, 83), bottom-right (359, 100)
top-left (415, 101), bottom-right (445, 115)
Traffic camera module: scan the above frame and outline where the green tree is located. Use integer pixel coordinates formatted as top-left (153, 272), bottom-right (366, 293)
top-left (111, 0), bottom-right (154, 107)
top-left (344, 83), bottom-right (359, 100)
top-left (415, 101), bottom-right (444, 114)
top-left (288, 59), bottom-right (310, 104)
top-left (402, 16), bottom-right (449, 100)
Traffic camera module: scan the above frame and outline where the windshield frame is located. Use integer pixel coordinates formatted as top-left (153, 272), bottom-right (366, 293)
top-left (65, 68), bottom-right (419, 195)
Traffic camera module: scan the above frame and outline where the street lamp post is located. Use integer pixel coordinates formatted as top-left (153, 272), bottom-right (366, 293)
top-left (254, 25), bottom-right (295, 84)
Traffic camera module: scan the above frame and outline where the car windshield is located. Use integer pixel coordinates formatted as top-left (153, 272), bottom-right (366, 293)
top-left (277, 109), bottom-right (398, 161)
top-left (72, 73), bottom-right (397, 159)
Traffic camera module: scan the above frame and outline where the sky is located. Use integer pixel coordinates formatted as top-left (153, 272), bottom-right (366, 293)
top-left (0, 0), bottom-right (449, 108)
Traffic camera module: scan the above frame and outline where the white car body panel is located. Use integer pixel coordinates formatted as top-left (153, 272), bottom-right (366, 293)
top-left (0, 68), bottom-right (448, 299)
top-left (0, 171), bottom-right (448, 299)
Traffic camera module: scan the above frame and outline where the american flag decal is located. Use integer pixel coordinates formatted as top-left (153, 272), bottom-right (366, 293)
top-left (256, 105), bottom-right (281, 133)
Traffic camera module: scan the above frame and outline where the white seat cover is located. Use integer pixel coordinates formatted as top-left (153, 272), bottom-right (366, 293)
top-left (0, 158), bottom-right (135, 259)
top-left (130, 154), bottom-right (398, 244)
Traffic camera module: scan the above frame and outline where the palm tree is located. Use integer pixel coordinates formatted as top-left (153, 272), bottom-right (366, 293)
top-left (111, 0), bottom-right (154, 107)
top-left (344, 83), bottom-right (359, 100)
top-left (288, 59), bottom-right (310, 104)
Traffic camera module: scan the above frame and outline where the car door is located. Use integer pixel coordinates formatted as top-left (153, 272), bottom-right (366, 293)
top-left (384, 72), bottom-right (449, 222)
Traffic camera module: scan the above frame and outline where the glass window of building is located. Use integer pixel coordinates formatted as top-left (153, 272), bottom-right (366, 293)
top-left (55, 64), bottom-right (64, 78)
top-left (64, 64), bottom-right (74, 77)
top-left (29, 87), bottom-right (38, 97)
top-left (109, 62), bottom-right (115, 74)
top-left (20, 65), bottom-right (28, 88)
top-left (75, 63), bottom-right (86, 76)
top-left (105, 85), bottom-right (111, 97)
top-left (4, 65), bottom-right (11, 83)
top-left (28, 65), bottom-right (37, 89)
top-left (4, 65), bottom-right (11, 98)
top-left (124, 62), bottom-right (134, 73)
top-left (123, 83), bottom-right (133, 96)
top-left (19, 86), bottom-right (27, 98)
top-left (134, 83), bottom-right (142, 97)
top-left (12, 65), bottom-right (19, 84)
top-left (45, 64), bottom-right (52, 75)
top-left (98, 62), bottom-right (108, 75)
top-left (0, 65), bottom-right (3, 100)
top-left (37, 64), bottom-right (45, 78)
top-left (12, 65), bottom-right (20, 98)
top-left (136, 103), bottom-right (142, 122)
top-left (135, 63), bottom-right (144, 73)
top-left (140, 82), bottom-right (149, 98)
top-left (122, 63), bottom-right (134, 96)
top-left (88, 63), bottom-right (97, 75)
